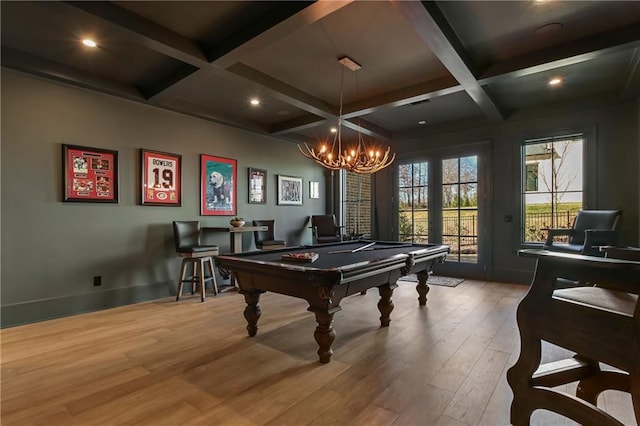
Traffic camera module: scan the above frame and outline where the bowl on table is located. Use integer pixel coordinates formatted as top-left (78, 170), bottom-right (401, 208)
top-left (230, 218), bottom-right (245, 227)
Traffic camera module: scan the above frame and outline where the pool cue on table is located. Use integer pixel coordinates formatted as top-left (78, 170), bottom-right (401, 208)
top-left (328, 242), bottom-right (375, 254)
top-left (351, 242), bottom-right (375, 252)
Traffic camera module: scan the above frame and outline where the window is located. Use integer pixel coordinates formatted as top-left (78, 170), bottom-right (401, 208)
top-left (525, 163), bottom-right (538, 192)
top-left (398, 162), bottom-right (429, 243)
top-left (522, 134), bottom-right (584, 243)
top-left (343, 171), bottom-right (371, 238)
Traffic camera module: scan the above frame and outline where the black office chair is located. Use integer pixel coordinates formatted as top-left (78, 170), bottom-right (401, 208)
top-left (310, 214), bottom-right (344, 244)
top-left (172, 221), bottom-right (219, 301)
top-left (252, 220), bottom-right (286, 250)
top-left (543, 209), bottom-right (621, 256)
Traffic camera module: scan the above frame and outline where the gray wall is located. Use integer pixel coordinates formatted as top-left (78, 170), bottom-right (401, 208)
top-left (1, 69), bottom-right (326, 326)
top-left (375, 99), bottom-right (640, 283)
top-left (2, 68), bottom-right (639, 326)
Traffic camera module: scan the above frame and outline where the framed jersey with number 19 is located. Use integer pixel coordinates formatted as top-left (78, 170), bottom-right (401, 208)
top-left (141, 149), bottom-right (182, 206)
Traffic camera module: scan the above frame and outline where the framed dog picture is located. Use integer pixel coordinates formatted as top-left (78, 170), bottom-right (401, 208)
top-left (277, 175), bottom-right (303, 205)
top-left (141, 149), bottom-right (181, 206)
top-left (62, 144), bottom-right (119, 203)
top-left (200, 154), bottom-right (236, 216)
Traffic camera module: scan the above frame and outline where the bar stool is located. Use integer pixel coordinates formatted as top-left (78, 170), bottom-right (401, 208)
top-left (172, 221), bottom-right (219, 302)
top-left (508, 248), bottom-right (640, 425)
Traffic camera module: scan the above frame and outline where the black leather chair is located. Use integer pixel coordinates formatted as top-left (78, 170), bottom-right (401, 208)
top-left (172, 221), bottom-right (219, 301)
top-left (310, 214), bottom-right (344, 244)
top-left (252, 220), bottom-right (286, 250)
top-left (543, 209), bottom-right (621, 256)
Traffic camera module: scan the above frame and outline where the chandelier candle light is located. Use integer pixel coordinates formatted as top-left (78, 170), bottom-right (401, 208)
top-left (298, 57), bottom-right (395, 175)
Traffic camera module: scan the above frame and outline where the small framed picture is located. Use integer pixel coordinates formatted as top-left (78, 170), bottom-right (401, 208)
top-left (201, 154), bottom-right (237, 216)
top-left (277, 175), bottom-right (303, 205)
top-left (309, 181), bottom-right (320, 199)
top-left (248, 167), bottom-right (267, 204)
top-left (141, 149), bottom-right (182, 206)
top-left (62, 144), bottom-right (119, 203)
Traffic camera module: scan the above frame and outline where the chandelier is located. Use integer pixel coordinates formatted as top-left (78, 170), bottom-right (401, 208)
top-left (298, 57), bottom-right (395, 174)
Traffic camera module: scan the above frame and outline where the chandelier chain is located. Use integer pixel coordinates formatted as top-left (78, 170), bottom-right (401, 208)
top-left (298, 57), bottom-right (395, 174)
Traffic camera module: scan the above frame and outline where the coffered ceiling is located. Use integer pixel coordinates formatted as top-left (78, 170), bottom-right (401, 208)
top-left (2, 1), bottom-right (639, 146)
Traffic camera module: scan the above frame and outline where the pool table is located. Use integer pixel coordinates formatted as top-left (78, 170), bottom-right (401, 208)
top-left (214, 240), bottom-right (449, 363)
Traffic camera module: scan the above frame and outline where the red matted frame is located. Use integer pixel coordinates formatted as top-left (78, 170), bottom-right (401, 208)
top-left (200, 154), bottom-right (237, 216)
top-left (141, 149), bottom-right (182, 206)
top-left (62, 144), bottom-right (119, 203)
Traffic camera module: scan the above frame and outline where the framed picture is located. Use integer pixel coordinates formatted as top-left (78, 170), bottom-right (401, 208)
top-left (248, 167), bottom-right (267, 204)
top-left (200, 154), bottom-right (236, 216)
top-left (277, 175), bottom-right (303, 205)
top-left (309, 181), bottom-right (320, 199)
top-left (62, 144), bottom-right (119, 203)
top-left (141, 149), bottom-right (181, 206)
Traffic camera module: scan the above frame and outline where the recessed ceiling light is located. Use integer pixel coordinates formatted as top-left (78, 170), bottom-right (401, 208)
top-left (82, 39), bottom-right (97, 48)
top-left (250, 98), bottom-right (260, 106)
top-left (330, 127), bottom-right (337, 133)
top-left (418, 120), bottom-right (427, 125)
top-left (549, 77), bottom-right (563, 86)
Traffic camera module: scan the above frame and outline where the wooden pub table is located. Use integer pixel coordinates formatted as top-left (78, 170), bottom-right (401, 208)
top-left (203, 225), bottom-right (267, 254)
top-left (203, 225), bottom-right (268, 290)
top-left (215, 240), bottom-right (449, 363)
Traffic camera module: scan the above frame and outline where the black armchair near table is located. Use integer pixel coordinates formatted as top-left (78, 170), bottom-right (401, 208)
top-left (543, 209), bottom-right (621, 256)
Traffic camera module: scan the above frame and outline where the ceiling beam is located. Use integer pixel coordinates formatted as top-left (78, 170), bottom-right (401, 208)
top-left (152, 97), bottom-right (267, 133)
top-left (226, 63), bottom-right (335, 119)
top-left (212, 1), bottom-right (354, 68)
top-left (140, 63), bottom-right (200, 99)
top-left (65, 1), bottom-right (209, 67)
top-left (271, 116), bottom-right (329, 135)
top-left (62, 0), bottom-right (356, 122)
top-left (1, 47), bottom-right (269, 133)
top-left (207, 1), bottom-right (314, 62)
top-left (479, 22), bottom-right (640, 83)
top-left (392, 0), bottom-right (505, 123)
top-left (341, 75), bottom-right (462, 119)
top-left (342, 118), bottom-right (392, 140)
top-left (1, 47), bottom-right (145, 101)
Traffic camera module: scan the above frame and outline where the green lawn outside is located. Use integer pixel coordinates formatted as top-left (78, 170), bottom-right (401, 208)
top-left (399, 202), bottom-right (583, 243)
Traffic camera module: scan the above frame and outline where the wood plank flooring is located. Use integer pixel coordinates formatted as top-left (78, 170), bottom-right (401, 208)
top-left (1, 279), bottom-right (636, 425)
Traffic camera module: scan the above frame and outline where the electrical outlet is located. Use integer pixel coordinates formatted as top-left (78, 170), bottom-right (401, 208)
top-left (93, 276), bottom-right (102, 286)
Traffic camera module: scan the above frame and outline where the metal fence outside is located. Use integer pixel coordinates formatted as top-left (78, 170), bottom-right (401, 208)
top-left (400, 210), bottom-right (577, 251)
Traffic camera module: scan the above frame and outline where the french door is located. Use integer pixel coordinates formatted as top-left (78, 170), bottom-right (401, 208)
top-left (396, 146), bottom-right (488, 278)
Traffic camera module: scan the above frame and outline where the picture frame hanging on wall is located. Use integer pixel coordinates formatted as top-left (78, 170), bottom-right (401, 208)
top-left (309, 181), bottom-right (320, 199)
top-left (62, 144), bottom-right (119, 203)
top-left (277, 174), bottom-right (303, 205)
top-left (248, 167), bottom-right (267, 204)
top-left (140, 149), bottom-right (182, 206)
top-left (200, 154), bottom-right (237, 216)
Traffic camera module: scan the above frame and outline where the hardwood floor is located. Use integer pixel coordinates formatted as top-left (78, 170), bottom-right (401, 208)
top-left (1, 279), bottom-right (636, 425)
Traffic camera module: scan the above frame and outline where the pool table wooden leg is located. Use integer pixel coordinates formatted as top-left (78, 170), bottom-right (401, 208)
top-left (241, 290), bottom-right (263, 337)
top-left (377, 283), bottom-right (398, 326)
top-left (313, 310), bottom-right (336, 364)
top-left (415, 270), bottom-right (429, 305)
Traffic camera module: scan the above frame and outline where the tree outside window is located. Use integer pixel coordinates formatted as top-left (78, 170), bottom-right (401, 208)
top-left (522, 135), bottom-right (584, 243)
